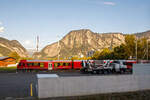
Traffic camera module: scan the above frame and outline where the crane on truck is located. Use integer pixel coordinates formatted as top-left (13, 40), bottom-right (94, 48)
top-left (80, 60), bottom-right (133, 74)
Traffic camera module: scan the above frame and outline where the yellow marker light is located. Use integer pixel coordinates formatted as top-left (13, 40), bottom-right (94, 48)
top-left (30, 83), bottom-right (33, 96)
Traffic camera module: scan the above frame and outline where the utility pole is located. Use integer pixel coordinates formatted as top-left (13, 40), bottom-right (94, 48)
top-left (36, 36), bottom-right (39, 52)
top-left (147, 40), bottom-right (148, 60)
top-left (136, 36), bottom-right (138, 60)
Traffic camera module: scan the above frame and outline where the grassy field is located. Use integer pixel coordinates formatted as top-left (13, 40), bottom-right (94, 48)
top-left (0, 66), bottom-right (17, 72)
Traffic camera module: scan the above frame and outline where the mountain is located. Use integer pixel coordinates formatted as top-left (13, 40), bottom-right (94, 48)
top-left (135, 30), bottom-right (150, 39)
top-left (33, 29), bottom-right (150, 59)
top-left (0, 37), bottom-right (28, 57)
top-left (33, 29), bottom-right (125, 59)
top-left (27, 49), bottom-right (37, 57)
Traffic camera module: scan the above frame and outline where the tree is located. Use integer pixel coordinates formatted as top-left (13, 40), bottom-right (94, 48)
top-left (91, 35), bottom-right (150, 60)
top-left (137, 37), bottom-right (147, 59)
top-left (113, 44), bottom-right (126, 59)
top-left (92, 51), bottom-right (101, 59)
top-left (124, 35), bottom-right (136, 59)
top-left (92, 48), bottom-right (112, 60)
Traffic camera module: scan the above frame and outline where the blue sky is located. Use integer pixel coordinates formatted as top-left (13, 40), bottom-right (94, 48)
top-left (0, 0), bottom-right (150, 50)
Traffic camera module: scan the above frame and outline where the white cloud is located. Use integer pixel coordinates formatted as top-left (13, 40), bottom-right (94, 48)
top-left (24, 40), bottom-right (31, 45)
top-left (0, 26), bottom-right (4, 33)
top-left (103, 2), bottom-right (116, 6)
top-left (22, 40), bottom-right (35, 49)
top-left (0, 21), bottom-right (4, 33)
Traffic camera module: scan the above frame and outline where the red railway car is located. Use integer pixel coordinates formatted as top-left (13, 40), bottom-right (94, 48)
top-left (17, 60), bottom-right (82, 71)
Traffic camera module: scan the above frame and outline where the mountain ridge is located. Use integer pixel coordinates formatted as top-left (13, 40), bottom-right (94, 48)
top-left (0, 37), bottom-right (28, 57)
top-left (33, 29), bottom-right (127, 59)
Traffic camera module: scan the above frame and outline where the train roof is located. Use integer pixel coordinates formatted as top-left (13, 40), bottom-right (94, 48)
top-left (20, 60), bottom-right (52, 62)
top-left (20, 60), bottom-right (82, 62)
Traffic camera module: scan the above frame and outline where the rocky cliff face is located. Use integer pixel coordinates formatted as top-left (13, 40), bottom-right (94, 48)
top-left (33, 29), bottom-right (125, 58)
top-left (135, 30), bottom-right (150, 40)
top-left (0, 37), bottom-right (28, 57)
top-left (33, 29), bottom-right (150, 59)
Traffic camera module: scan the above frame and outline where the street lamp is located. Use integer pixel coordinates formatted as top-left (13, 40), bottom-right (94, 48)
top-left (135, 36), bottom-right (138, 60)
top-left (147, 39), bottom-right (150, 60)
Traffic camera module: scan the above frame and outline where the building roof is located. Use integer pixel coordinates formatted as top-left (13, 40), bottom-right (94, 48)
top-left (0, 56), bottom-right (16, 61)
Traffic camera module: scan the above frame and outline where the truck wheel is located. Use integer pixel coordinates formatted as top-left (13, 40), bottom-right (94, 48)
top-left (104, 69), bottom-right (108, 74)
top-left (101, 69), bottom-right (104, 74)
top-left (112, 69), bottom-right (116, 74)
top-left (99, 70), bottom-right (103, 74)
top-left (129, 69), bottom-right (133, 74)
top-left (80, 68), bottom-right (88, 74)
top-left (120, 69), bottom-right (125, 74)
top-left (108, 69), bottom-right (111, 74)
top-left (91, 70), bottom-right (97, 74)
top-left (96, 70), bottom-right (100, 74)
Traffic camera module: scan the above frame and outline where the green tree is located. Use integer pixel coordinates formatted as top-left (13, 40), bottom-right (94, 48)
top-left (91, 35), bottom-right (150, 60)
top-left (92, 51), bottom-right (101, 59)
top-left (92, 48), bottom-right (112, 60)
top-left (99, 48), bottom-right (112, 59)
top-left (137, 38), bottom-right (147, 59)
top-left (124, 35), bottom-right (136, 59)
top-left (113, 44), bottom-right (126, 59)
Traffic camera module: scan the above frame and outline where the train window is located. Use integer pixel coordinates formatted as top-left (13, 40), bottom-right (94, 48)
top-left (27, 63), bottom-right (33, 67)
top-left (18, 63), bottom-right (22, 66)
top-left (63, 63), bottom-right (66, 66)
top-left (57, 63), bottom-right (60, 67)
top-left (34, 63), bottom-right (39, 66)
top-left (27, 63), bottom-right (29, 66)
top-left (54, 63), bottom-right (57, 67)
top-left (22, 63), bottom-right (25, 66)
top-left (60, 63), bottom-right (63, 66)
top-left (66, 63), bottom-right (69, 66)
top-left (40, 63), bottom-right (44, 67)
top-left (38, 63), bottom-right (40, 66)
top-left (19, 63), bottom-right (25, 66)
top-left (68, 63), bottom-right (71, 66)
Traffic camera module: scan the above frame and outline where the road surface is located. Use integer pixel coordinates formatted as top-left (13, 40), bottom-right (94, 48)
top-left (0, 71), bottom-right (130, 99)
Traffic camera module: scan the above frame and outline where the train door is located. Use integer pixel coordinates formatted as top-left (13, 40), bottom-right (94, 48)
top-left (48, 63), bottom-right (53, 70)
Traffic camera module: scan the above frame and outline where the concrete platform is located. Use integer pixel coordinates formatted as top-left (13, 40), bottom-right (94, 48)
top-left (37, 74), bottom-right (59, 78)
top-left (38, 64), bottom-right (150, 98)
